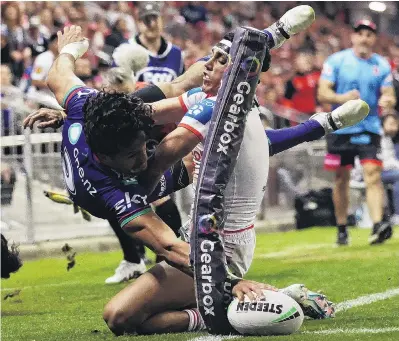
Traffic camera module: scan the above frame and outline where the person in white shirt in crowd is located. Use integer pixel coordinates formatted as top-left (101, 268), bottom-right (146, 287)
top-left (30, 33), bottom-right (58, 95)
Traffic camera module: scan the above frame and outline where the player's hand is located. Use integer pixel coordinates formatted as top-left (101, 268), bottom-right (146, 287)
top-left (57, 25), bottom-right (88, 54)
top-left (340, 89), bottom-right (361, 103)
top-left (23, 108), bottom-right (65, 130)
top-left (378, 94), bottom-right (395, 110)
top-left (232, 279), bottom-right (278, 302)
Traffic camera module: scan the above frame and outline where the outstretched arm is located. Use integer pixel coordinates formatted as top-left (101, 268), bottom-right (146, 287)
top-left (47, 26), bottom-right (89, 106)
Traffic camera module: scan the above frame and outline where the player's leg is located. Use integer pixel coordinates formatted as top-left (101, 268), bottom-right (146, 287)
top-left (324, 134), bottom-right (355, 245)
top-left (265, 5), bottom-right (315, 50)
top-left (223, 109), bottom-right (269, 278)
top-left (103, 261), bottom-right (198, 335)
top-left (105, 218), bottom-right (146, 284)
top-left (359, 136), bottom-right (393, 244)
top-left (267, 100), bottom-right (370, 156)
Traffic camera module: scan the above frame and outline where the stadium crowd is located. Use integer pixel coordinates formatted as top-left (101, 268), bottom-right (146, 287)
top-left (2, 2), bottom-right (398, 122)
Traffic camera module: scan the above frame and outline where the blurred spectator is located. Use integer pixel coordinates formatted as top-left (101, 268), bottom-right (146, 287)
top-left (284, 50), bottom-right (321, 119)
top-left (104, 17), bottom-right (128, 49)
top-left (30, 33), bottom-right (58, 94)
top-left (132, 2), bottom-right (184, 84)
top-left (25, 16), bottom-right (48, 58)
top-left (180, 3), bottom-right (208, 25)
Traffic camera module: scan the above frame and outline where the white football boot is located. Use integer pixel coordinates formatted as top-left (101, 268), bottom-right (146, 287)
top-left (311, 99), bottom-right (370, 133)
top-left (266, 5), bottom-right (316, 50)
top-left (105, 259), bottom-right (146, 284)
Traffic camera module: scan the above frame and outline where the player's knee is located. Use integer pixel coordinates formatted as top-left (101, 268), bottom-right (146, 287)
top-left (363, 165), bottom-right (382, 186)
top-left (103, 304), bottom-right (136, 336)
top-left (335, 169), bottom-right (350, 188)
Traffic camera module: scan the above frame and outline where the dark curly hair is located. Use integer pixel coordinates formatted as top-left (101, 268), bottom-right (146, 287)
top-left (83, 91), bottom-right (154, 156)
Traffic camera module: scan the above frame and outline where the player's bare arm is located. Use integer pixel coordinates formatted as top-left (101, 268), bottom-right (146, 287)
top-left (317, 79), bottom-right (360, 105)
top-left (46, 25), bottom-right (88, 105)
top-left (123, 211), bottom-right (191, 273)
top-left (157, 61), bottom-right (206, 98)
top-left (378, 85), bottom-right (397, 110)
top-left (140, 127), bottom-right (200, 193)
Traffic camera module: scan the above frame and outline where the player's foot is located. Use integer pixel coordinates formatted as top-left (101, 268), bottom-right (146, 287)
top-left (280, 284), bottom-right (308, 304)
top-left (301, 290), bottom-right (335, 319)
top-left (281, 284), bottom-right (335, 319)
top-left (337, 231), bottom-right (349, 246)
top-left (369, 221), bottom-right (393, 245)
top-left (266, 5), bottom-right (315, 50)
top-left (311, 99), bottom-right (370, 133)
top-left (105, 259), bottom-right (146, 284)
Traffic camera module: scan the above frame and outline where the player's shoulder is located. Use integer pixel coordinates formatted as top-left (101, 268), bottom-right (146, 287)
top-left (372, 53), bottom-right (391, 71)
top-left (326, 49), bottom-right (350, 64)
top-left (185, 96), bottom-right (215, 122)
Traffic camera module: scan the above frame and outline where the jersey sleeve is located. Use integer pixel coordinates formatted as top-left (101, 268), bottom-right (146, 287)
top-left (381, 71), bottom-right (393, 88)
top-left (178, 87), bottom-right (207, 112)
top-left (178, 98), bottom-right (215, 140)
top-left (62, 86), bottom-right (98, 120)
top-left (320, 54), bottom-right (340, 84)
top-left (103, 186), bottom-right (152, 228)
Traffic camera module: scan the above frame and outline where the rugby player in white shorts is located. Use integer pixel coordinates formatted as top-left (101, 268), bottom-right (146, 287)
top-left (102, 25), bottom-right (369, 340)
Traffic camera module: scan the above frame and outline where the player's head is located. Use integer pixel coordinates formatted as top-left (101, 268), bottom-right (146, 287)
top-left (203, 30), bottom-right (271, 95)
top-left (137, 2), bottom-right (163, 41)
top-left (382, 113), bottom-right (399, 137)
top-left (83, 91), bottom-right (154, 175)
top-left (203, 37), bottom-right (232, 95)
top-left (1, 234), bottom-right (22, 279)
top-left (351, 20), bottom-right (377, 58)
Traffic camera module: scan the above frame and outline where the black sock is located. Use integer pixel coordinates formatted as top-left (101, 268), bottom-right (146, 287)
top-left (338, 224), bottom-right (347, 234)
top-left (154, 198), bottom-right (182, 237)
top-left (108, 218), bottom-right (143, 264)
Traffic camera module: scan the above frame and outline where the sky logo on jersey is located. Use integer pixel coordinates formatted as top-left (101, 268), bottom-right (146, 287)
top-left (68, 123), bottom-right (82, 145)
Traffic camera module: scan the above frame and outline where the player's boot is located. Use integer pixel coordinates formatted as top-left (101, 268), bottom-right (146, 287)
top-left (337, 230), bottom-right (349, 246)
top-left (266, 5), bottom-right (316, 50)
top-left (105, 259), bottom-right (146, 284)
top-left (280, 284), bottom-right (335, 319)
top-left (310, 99), bottom-right (370, 133)
top-left (369, 221), bottom-right (393, 245)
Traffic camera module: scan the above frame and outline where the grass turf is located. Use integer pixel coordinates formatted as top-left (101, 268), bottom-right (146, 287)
top-left (1, 227), bottom-right (399, 341)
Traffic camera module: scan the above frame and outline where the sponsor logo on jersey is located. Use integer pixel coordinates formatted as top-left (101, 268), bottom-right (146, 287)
top-left (236, 301), bottom-right (283, 314)
top-left (188, 104), bottom-right (204, 116)
top-left (158, 175), bottom-right (166, 197)
top-left (68, 123), bottom-right (82, 145)
top-left (114, 193), bottom-right (149, 215)
top-left (217, 81), bottom-right (251, 155)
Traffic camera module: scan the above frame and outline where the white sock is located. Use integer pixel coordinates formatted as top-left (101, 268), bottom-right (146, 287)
top-left (183, 308), bottom-right (206, 332)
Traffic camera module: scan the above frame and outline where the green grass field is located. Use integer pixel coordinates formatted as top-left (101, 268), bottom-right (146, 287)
top-left (2, 227), bottom-right (399, 341)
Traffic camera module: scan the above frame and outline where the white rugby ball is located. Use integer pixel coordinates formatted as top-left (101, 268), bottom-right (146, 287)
top-left (227, 290), bottom-right (304, 336)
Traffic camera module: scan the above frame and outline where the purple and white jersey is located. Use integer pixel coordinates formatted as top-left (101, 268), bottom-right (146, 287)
top-left (60, 86), bottom-right (189, 228)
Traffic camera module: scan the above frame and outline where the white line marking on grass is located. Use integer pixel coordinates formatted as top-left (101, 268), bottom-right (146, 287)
top-left (336, 287), bottom-right (399, 312)
top-left (256, 244), bottom-right (331, 259)
top-left (189, 335), bottom-right (240, 341)
top-left (303, 327), bottom-right (399, 335)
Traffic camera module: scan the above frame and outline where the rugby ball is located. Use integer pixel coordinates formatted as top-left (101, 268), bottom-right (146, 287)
top-left (227, 290), bottom-right (304, 335)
